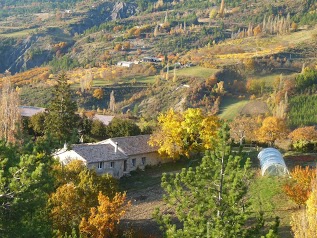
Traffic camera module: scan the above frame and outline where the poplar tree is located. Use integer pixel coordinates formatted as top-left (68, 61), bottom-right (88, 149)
top-left (45, 72), bottom-right (78, 144)
top-left (219, 0), bottom-right (225, 17)
top-left (109, 90), bottom-right (116, 113)
top-left (0, 79), bottom-right (21, 143)
top-left (154, 124), bottom-right (276, 237)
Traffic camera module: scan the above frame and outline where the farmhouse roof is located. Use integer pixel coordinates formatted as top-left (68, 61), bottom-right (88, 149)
top-left (19, 106), bottom-right (45, 117)
top-left (93, 115), bottom-right (114, 126)
top-left (19, 105), bottom-right (114, 125)
top-left (99, 134), bottom-right (158, 156)
top-left (71, 144), bottom-right (127, 163)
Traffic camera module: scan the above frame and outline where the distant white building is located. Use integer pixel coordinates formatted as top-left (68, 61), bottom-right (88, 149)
top-left (117, 61), bottom-right (134, 68)
top-left (54, 135), bottom-right (166, 178)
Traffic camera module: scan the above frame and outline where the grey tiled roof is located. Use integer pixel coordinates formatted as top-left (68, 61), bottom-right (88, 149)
top-left (19, 105), bottom-right (114, 125)
top-left (19, 106), bottom-right (45, 117)
top-left (107, 134), bottom-right (158, 156)
top-left (93, 115), bottom-right (114, 125)
top-left (72, 144), bottom-right (127, 163)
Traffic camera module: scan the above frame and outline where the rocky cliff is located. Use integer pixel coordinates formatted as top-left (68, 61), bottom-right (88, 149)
top-left (69, 1), bottom-right (137, 35)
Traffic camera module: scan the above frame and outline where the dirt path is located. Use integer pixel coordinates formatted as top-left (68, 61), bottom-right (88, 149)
top-left (121, 183), bottom-right (166, 237)
top-left (119, 165), bottom-right (183, 237)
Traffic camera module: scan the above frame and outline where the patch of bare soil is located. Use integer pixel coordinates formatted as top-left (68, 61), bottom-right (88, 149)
top-left (284, 154), bottom-right (317, 169)
top-left (120, 166), bottom-right (183, 237)
top-left (121, 183), bottom-right (166, 237)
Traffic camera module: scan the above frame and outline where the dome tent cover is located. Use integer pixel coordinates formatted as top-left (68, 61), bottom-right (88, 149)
top-left (258, 148), bottom-right (289, 176)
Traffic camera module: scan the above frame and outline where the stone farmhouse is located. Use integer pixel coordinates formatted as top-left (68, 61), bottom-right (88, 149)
top-left (54, 135), bottom-right (164, 178)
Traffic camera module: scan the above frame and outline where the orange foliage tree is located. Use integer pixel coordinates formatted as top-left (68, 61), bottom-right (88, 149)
top-left (50, 183), bottom-right (87, 235)
top-left (288, 126), bottom-right (317, 151)
top-left (229, 116), bottom-right (260, 145)
top-left (256, 116), bottom-right (287, 146)
top-left (80, 192), bottom-right (130, 238)
top-left (283, 166), bottom-right (316, 206)
top-left (93, 88), bottom-right (104, 100)
top-left (291, 173), bottom-right (317, 238)
top-left (50, 161), bottom-right (118, 235)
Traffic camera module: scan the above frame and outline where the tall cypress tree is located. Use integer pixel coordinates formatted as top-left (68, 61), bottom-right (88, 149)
top-left (45, 73), bottom-right (78, 144)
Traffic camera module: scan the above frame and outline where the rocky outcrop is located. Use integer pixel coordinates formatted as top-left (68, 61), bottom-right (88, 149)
top-left (69, 1), bottom-right (137, 35)
top-left (0, 34), bottom-right (55, 74)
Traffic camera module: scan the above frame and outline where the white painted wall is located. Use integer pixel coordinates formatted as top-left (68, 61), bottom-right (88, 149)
top-left (55, 150), bottom-right (86, 165)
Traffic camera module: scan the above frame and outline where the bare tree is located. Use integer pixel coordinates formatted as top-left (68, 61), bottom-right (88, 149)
top-left (0, 79), bottom-right (21, 143)
top-left (80, 69), bottom-right (93, 93)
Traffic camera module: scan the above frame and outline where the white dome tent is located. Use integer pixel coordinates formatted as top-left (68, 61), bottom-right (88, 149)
top-left (258, 148), bottom-right (289, 176)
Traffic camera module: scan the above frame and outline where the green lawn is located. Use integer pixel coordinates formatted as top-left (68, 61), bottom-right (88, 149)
top-left (252, 73), bottom-right (298, 87)
top-left (219, 97), bottom-right (249, 120)
top-left (119, 159), bottom-right (195, 192)
top-left (0, 28), bottom-right (35, 37)
top-left (249, 175), bottom-right (296, 238)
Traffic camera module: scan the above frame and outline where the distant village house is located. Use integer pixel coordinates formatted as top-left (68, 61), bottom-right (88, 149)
top-left (19, 106), bottom-right (114, 125)
top-left (117, 61), bottom-right (134, 68)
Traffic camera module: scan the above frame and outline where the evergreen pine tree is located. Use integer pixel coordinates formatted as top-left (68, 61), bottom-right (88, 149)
top-left (155, 124), bottom-right (277, 237)
top-left (45, 72), bottom-right (78, 144)
top-left (0, 141), bottom-right (56, 238)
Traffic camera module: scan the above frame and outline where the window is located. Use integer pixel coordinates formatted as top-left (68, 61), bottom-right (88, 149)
top-left (142, 157), bottom-right (146, 165)
top-left (110, 161), bottom-right (115, 168)
top-left (97, 162), bottom-right (103, 169)
top-left (132, 158), bottom-right (136, 167)
top-left (123, 160), bottom-right (127, 172)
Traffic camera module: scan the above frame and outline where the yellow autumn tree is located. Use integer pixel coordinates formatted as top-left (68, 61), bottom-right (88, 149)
top-left (283, 166), bottom-right (316, 206)
top-left (291, 173), bottom-right (317, 238)
top-left (50, 161), bottom-right (118, 235)
top-left (93, 88), bottom-right (104, 100)
top-left (149, 108), bottom-right (220, 159)
top-left (50, 183), bottom-right (86, 236)
top-left (80, 192), bottom-right (130, 238)
top-left (257, 116), bottom-right (287, 146)
top-left (149, 108), bottom-right (183, 159)
top-left (182, 108), bottom-right (220, 154)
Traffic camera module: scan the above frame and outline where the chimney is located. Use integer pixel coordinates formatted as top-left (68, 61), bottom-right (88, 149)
top-left (115, 142), bottom-right (118, 153)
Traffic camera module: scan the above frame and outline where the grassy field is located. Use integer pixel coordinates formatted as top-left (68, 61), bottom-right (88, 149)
top-left (249, 175), bottom-right (296, 238)
top-left (0, 28), bottom-right (35, 37)
top-left (176, 66), bottom-right (218, 78)
top-left (252, 73), bottom-right (297, 87)
top-left (219, 97), bottom-right (249, 120)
